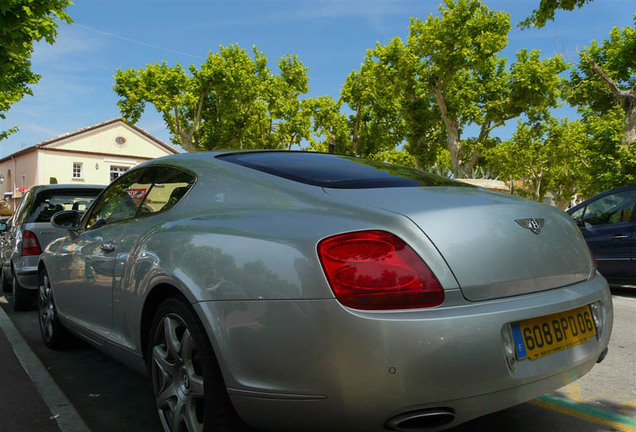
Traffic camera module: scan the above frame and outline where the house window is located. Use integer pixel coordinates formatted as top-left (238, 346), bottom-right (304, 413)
top-left (73, 162), bottom-right (83, 179)
top-left (110, 165), bottom-right (128, 182)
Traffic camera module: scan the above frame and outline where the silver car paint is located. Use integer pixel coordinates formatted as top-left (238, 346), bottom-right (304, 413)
top-left (196, 277), bottom-right (611, 431)
top-left (40, 152), bottom-right (613, 431)
top-left (324, 187), bottom-right (594, 300)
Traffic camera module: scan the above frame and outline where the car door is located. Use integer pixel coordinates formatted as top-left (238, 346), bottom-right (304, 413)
top-left (54, 169), bottom-right (151, 338)
top-left (577, 189), bottom-right (636, 284)
top-left (53, 165), bottom-right (196, 341)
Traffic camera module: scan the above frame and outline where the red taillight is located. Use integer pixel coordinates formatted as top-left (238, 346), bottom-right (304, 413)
top-left (317, 230), bottom-right (444, 310)
top-left (21, 230), bottom-right (42, 256)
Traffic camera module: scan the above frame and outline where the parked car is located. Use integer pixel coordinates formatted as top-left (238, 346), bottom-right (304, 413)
top-left (567, 185), bottom-right (635, 287)
top-left (0, 184), bottom-right (104, 310)
top-left (39, 151), bottom-right (612, 432)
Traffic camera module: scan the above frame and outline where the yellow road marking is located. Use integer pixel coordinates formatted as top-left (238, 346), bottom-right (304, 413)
top-left (531, 396), bottom-right (636, 432)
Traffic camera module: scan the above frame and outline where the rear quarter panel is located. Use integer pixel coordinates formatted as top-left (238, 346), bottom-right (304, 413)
top-left (120, 166), bottom-right (458, 355)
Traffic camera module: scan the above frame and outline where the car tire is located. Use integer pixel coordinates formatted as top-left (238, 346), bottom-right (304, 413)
top-left (148, 297), bottom-right (246, 432)
top-left (1, 268), bottom-right (11, 292)
top-left (38, 267), bottom-right (72, 349)
top-left (12, 272), bottom-right (34, 311)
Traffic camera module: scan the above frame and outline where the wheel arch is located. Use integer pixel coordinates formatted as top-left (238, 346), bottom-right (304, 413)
top-left (139, 283), bottom-right (193, 363)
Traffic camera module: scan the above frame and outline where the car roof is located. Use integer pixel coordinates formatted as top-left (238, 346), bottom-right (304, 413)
top-left (29, 184), bottom-right (105, 191)
top-left (139, 150), bottom-right (468, 189)
top-left (567, 184), bottom-right (636, 214)
top-left (26, 184), bottom-right (105, 197)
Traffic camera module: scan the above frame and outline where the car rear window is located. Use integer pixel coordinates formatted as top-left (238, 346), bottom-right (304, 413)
top-left (218, 152), bottom-right (469, 189)
top-left (26, 189), bottom-right (103, 223)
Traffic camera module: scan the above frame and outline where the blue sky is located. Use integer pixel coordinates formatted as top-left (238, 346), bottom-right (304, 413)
top-left (1, 0), bottom-right (634, 157)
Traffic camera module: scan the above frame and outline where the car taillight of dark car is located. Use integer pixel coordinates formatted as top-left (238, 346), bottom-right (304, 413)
top-left (318, 230), bottom-right (444, 310)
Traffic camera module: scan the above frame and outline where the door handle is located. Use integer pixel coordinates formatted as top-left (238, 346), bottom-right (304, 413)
top-left (610, 234), bottom-right (629, 240)
top-left (100, 242), bottom-right (116, 252)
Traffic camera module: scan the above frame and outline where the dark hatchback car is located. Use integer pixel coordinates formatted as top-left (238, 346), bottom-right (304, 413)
top-left (567, 185), bottom-right (636, 287)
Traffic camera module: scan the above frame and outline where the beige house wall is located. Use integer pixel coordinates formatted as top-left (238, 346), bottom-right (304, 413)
top-left (45, 123), bottom-right (171, 159)
top-left (0, 118), bottom-right (177, 212)
top-left (36, 151), bottom-right (140, 186)
top-left (0, 151), bottom-right (38, 201)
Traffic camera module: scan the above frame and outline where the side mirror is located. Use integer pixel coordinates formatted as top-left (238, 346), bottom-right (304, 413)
top-left (51, 210), bottom-right (81, 231)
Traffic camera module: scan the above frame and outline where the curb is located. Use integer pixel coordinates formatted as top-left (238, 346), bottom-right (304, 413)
top-left (0, 302), bottom-right (91, 432)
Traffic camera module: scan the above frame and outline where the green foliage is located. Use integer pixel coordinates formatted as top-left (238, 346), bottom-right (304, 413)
top-left (108, 0), bottom-right (628, 200)
top-left (114, 44), bottom-right (310, 152)
top-left (49, 177), bottom-right (58, 184)
top-left (341, 0), bottom-right (567, 178)
top-left (340, 37), bottom-right (406, 157)
top-left (566, 16), bottom-right (635, 192)
top-left (486, 117), bottom-right (588, 206)
top-left (0, 0), bottom-right (73, 139)
top-left (568, 17), bottom-right (635, 113)
top-left (520, 0), bottom-right (593, 29)
top-left (579, 107), bottom-right (636, 194)
top-left (303, 96), bottom-right (350, 154)
top-left (404, 0), bottom-right (511, 174)
top-left (368, 149), bottom-right (417, 168)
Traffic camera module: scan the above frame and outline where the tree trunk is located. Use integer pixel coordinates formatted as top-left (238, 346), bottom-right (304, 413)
top-left (352, 106), bottom-right (361, 155)
top-left (623, 100), bottom-right (635, 150)
top-left (535, 175), bottom-right (542, 201)
top-left (179, 132), bottom-right (197, 153)
top-left (432, 84), bottom-right (462, 175)
top-left (589, 60), bottom-right (636, 150)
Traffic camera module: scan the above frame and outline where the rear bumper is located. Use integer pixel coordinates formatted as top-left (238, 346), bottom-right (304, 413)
top-left (13, 258), bottom-right (39, 291)
top-left (230, 360), bottom-right (598, 432)
top-left (194, 274), bottom-right (613, 431)
top-left (15, 271), bottom-right (38, 290)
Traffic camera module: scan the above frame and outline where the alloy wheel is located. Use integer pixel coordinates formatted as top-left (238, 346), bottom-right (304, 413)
top-left (38, 272), bottom-right (55, 342)
top-left (151, 313), bottom-right (206, 432)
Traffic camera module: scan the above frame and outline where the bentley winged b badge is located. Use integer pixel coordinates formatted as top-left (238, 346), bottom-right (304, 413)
top-left (515, 218), bottom-right (545, 234)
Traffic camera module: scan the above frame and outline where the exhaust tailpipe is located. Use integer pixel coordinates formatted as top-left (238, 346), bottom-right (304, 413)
top-left (385, 408), bottom-right (456, 431)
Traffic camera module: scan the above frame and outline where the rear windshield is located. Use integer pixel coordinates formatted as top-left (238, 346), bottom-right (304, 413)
top-left (218, 152), bottom-right (468, 189)
top-left (26, 189), bottom-right (102, 223)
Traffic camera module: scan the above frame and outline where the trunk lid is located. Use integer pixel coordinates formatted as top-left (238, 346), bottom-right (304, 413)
top-left (324, 186), bottom-right (593, 301)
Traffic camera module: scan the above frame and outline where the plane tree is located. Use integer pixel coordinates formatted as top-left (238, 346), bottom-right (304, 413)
top-left (114, 44), bottom-right (310, 152)
top-left (302, 96), bottom-right (349, 154)
top-left (520, 0), bottom-right (594, 29)
top-left (565, 17), bottom-right (636, 192)
top-left (486, 117), bottom-right (588, 207)
top-left (344, 0), bottom-right (567, 177)
top-left (339, 38), bottom-right (406, 158)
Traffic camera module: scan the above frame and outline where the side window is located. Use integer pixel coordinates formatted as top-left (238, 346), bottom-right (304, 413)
top-left (582, 190), bottom-right (636, 227)
top-left (85, 169), bottom-right (149, 229)
top-left (136, 167), bottom-right (195, 216)
top-left (13, 189), bottom-right (37, 225)
top-left (84, 166), bottom-right (195, 228)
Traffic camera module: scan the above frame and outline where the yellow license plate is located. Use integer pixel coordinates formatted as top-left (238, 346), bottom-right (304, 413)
top-left (511, 305), bottom-right (597, 360)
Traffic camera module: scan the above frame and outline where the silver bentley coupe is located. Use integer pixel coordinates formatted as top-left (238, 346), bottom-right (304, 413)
top-left (38, 151), bottom-right (613, 432)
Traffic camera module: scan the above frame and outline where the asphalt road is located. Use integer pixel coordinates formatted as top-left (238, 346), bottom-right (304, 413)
top-left (1, 289), bottom-right (634, 432)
